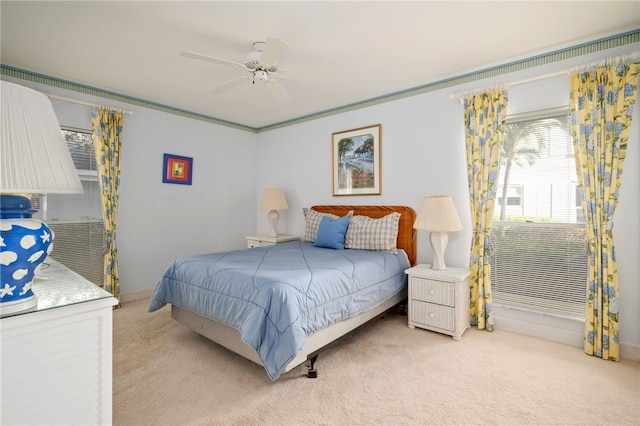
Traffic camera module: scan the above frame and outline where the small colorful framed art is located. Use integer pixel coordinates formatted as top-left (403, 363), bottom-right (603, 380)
top-left (162, 153), bottom-right (193, 185)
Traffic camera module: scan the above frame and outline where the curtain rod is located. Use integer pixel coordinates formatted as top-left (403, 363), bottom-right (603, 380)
top-left (450, 50), bottom-right (640, 103)
top-left (47, 93), bottom-right (133, 115)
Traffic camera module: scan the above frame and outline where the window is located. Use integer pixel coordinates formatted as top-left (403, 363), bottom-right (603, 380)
top-left (31, 128), bottom-right (105, 286)
top-left (490, 108), bottom-right (587, 317)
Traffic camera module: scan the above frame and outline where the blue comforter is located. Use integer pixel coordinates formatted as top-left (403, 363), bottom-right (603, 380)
top-left (148, 241), bottom-right (409, 380)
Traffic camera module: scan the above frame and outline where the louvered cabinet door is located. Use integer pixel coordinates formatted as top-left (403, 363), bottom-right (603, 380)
top-left (1, 298), bottom-right (116, 425)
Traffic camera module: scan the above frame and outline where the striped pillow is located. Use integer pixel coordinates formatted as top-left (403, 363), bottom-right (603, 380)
top-left (303, 208), bottom-right (353, 242)
top-left (345, 212), bottom-right (401, 254)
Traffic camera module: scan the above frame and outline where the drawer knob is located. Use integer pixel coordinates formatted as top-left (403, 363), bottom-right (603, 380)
top-left (429, 289), bottom-right (434, 294)
top-left (429, 313), bottom-right (434, 318)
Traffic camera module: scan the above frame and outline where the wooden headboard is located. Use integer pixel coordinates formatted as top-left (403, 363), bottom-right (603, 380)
top-left (311, 205), bottom-right (417, 266)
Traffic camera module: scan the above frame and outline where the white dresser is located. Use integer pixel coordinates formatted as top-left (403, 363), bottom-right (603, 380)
top-left (405, 264), bottom-right (471, 340)
top-left (1, 259), bottom-right (118, 425)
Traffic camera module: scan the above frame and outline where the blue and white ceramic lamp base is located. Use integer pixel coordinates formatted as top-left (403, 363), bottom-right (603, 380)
top-left (0, 218), bottom-right (54, 315)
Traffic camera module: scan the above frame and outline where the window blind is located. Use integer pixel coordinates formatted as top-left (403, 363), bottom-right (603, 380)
top-left (33, 128), bottom-right (105, 287)
top-left (491, 222), bottom-right (587, 316)
top-left (490, 108), bottom-right (587, 317)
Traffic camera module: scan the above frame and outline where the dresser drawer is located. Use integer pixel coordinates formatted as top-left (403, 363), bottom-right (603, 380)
top-left (410, 300), bottom-right (455, 332)
top-left (410, 277), bottom-right (455, 307)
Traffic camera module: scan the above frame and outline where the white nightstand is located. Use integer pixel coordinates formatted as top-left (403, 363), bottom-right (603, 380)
top-left (245, 234), bottom-right (299, 248)
top-left (404, 264), bottom-right (471, 340)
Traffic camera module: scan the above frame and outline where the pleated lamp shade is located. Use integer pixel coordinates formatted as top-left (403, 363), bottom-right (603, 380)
top-left (1, 80), bottom-right (83, 315)
top-left (1, 80), bottom-right (83, 194)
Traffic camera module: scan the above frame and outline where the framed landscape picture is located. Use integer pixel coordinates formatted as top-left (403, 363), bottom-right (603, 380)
top-left (332, 124), bottom-right (381, 196)
top-left (162, 153), bottom-right (193, 185)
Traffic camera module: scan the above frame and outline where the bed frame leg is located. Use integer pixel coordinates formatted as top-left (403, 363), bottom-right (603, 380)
top-left (307, 355), bottom-right (318, 378)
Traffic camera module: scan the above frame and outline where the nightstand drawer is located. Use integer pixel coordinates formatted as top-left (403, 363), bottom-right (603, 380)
top-left (245, 235), bottom-right (298, 248)
top-left (410, 277), bottom-right (454, 307)
top-left (410, 300), bottom-right (455, 332)
top-left (247, 239), bottom-right (272, 248)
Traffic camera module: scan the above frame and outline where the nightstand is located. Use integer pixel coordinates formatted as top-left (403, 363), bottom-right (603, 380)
top-left (245, 234), bottom-right (299, 248)
top-left (404, 264), bottom-right (471, 340)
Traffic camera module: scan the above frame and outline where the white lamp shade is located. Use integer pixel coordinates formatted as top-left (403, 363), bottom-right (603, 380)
top-left (414, 195), bottom-right (462, 232)
top-left (1, 81), bottom-right (83, 194)
top-left (1, 81), bottom-right (83, 314)
top-left (259, 188), bottom-right (289, 211)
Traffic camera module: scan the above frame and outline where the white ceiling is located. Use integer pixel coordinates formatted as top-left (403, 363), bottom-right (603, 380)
top-left (1, 1), bottom-right (638, 130)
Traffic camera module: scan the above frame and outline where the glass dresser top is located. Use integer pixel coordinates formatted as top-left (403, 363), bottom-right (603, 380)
top-left (1, 258), bottom-right (116, 319)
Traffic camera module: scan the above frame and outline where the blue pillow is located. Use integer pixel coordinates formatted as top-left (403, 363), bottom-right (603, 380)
top-left (314, 215), bottom-right (350, 250)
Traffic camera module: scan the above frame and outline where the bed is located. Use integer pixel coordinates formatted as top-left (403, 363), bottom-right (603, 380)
top-left (148, 205), bottom-right (416, 380)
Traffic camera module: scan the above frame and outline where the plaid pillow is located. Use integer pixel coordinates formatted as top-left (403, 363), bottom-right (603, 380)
top-left (345, 212), bottom-right (401, 254)
top-left (303, 208), bottom-right (354, 242)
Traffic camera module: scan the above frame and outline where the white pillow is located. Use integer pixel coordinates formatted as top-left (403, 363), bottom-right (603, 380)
top-left (345, 212), bottom-right (400, 254)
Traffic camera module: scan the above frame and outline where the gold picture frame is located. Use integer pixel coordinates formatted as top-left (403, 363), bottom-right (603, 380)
top-left (332, 124), bottom-right (381, 196)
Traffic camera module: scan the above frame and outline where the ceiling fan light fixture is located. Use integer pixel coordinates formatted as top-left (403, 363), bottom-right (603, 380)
top-left (254, 70), bottom-right (269, 82)
top-left (245, 41), bottom-right (265, 71)
top-left (245, 50), bottom-right (262, 70)
top-left (184, 35), bottom-right (330, 101)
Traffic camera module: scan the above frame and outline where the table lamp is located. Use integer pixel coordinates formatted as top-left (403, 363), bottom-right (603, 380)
top-left (414, 195), bottom-right (462, 270)
top-left (259, 188), bottom-right (289, 237)
top-left (1, 81), bottom-right (83, 315)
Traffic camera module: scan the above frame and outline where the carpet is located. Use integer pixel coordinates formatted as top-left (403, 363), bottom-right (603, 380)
top-left (113, 299), bottom-right (640, 425)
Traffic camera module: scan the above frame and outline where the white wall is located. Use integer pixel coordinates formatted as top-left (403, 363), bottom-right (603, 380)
top-left (4, 76), bottom-right (258, 300)
top-left (256, 91), bottom-right (471, 268)
top-left (115, 108), bottom-right (258, 299)
top-left (256, 45), bottom-right (640, 352)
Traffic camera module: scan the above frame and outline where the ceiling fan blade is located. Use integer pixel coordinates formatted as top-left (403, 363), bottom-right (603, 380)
top-left (209, 76), bottom-right (249, 94)
top-left (181, 51), bottom-right (247, 70)
top-left (265, 80), bottom-right (292, 103)
top-left (279, 69), bottom-right (335, 84)
top-left (260, 37), bottom-right (289, 66)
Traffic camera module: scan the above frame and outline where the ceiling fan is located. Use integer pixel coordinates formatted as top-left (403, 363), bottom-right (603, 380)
top-left (181, 37), bottom-right (334, 102)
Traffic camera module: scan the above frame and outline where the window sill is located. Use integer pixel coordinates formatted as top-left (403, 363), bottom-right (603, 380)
top-left (494, 302), bottom-right (585, 322)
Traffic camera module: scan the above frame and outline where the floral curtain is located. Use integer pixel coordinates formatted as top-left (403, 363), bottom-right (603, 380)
top-left (464, 90), bottom-right (508, 331)
top-left (570, 63), bottom-right (639, 360)
top-left (91, 109), bottom-right (123, 300)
